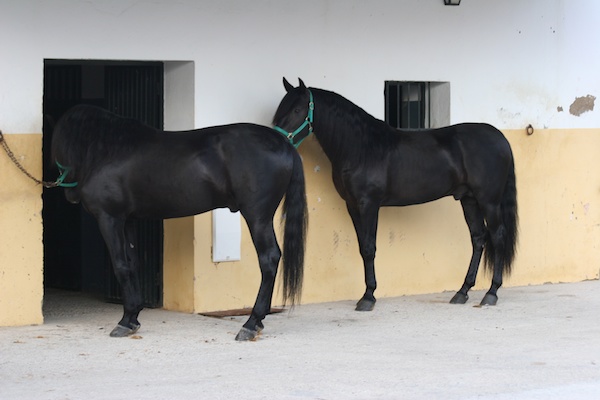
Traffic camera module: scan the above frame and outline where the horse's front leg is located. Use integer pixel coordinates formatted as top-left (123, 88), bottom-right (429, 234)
top-left (235, 220), bottom-right (281, 341)
top-left (96, 214), bottom-right (143, 337)
top-left (347, 203), bottom-right (380, 311)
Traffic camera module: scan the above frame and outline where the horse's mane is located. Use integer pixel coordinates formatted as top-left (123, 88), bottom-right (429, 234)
top-left (51, 105), bottom-right (159, 181)
top-left (310, 88), bottom-right (398, 166)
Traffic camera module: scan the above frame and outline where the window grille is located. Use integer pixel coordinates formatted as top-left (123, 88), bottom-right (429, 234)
top-left (385, 81), bottom-right (431, 129)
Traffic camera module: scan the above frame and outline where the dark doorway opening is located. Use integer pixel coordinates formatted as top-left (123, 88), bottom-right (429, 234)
top-left (43, 60), bottom-right (164, 308)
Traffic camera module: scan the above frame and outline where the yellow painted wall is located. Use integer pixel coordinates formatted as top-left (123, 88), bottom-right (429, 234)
top-left (0, 133), bottom-right (43, 326)
top-left (506, 129), bottom-right (600, 285)
top-left (187, 128), bottom-right (600, 312)
top-left (162, 217), bottom-right (195, 312)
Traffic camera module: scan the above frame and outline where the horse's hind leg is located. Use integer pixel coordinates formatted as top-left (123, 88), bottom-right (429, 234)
top-left (346, 203), bottom-right (380, 312)
top-left (96, 214), bottom-right (143, 337)
top-left (479, 205), bottom-right (506, 306)
top-left (450, 197), bottom-right (487, 304)
top-left (235, 217), bottom-right (281, 341)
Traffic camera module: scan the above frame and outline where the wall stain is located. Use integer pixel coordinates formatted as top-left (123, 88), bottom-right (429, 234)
top-left (569, 94), bottom-right (596, 116)
top-left (583, 202), bottom-right (590, 216)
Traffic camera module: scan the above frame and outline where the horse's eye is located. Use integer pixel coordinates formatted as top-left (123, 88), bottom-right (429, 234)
top-left (294, 108), bottom-right (301, 113)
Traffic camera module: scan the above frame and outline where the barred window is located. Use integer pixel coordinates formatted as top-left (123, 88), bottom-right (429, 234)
top-left (384, 81), bottom-right (450, 129)
top-left (385, 81), bottom-right (430, 129)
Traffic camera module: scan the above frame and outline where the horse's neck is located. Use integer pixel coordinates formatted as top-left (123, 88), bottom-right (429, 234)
top-left (312, 95), bottom-right (366, 165)
top-left (313, 119), bottom-right (347, 162)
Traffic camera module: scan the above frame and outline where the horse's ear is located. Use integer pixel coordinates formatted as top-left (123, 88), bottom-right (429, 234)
top-left (283, 77), bottom-right (294, 93)
top-left (298, 78), bottom-right (306, 90)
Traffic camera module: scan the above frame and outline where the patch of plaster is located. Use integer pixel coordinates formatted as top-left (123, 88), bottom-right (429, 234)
top-left (569, 95), bottom-right (596, 116)
top-left (583, 203), bottom-right (590, 216)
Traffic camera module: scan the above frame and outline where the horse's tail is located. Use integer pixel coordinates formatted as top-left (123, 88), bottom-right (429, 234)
top-left (484, 158), bottom-right (518, 277)
top-left (281, 149), bottom-right (308, 305)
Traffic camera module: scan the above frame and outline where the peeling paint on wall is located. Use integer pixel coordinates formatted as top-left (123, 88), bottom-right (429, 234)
top-left (569, 95), bottom-right (596, 116)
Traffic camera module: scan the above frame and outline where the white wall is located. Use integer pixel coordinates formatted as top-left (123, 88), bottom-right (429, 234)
top-left (1, 0), bottom-right (598, 134)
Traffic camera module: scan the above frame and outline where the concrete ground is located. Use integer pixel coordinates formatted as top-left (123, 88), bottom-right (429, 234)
top-left (1, 280), bottom-right (600, 400)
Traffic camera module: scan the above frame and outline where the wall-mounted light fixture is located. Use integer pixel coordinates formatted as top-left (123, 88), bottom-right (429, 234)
top-left (444, 0), bottom-right (461, 5)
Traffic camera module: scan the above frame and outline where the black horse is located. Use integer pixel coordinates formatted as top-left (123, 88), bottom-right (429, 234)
top-left (274, 78), bottom-right (517, 310)
top-left (52, 104), bottom-right (307, 341)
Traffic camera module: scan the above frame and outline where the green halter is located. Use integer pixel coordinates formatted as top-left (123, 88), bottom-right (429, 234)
top-left (274, 90), bottom-right (314, 148)
top-left (55, 161), bottom-right (78, 187)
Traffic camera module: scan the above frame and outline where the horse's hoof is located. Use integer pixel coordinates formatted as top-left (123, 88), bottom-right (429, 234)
top-left (109, 323), bottom-right (140, 337)
top-left (449, 292), bottom-right (469, 304)
top-left (235, 327), bottom-right (259, 341)
top-left (480, 293), bottom-right (498, 306)
top-left (355, 298), bottom-right (376, 312)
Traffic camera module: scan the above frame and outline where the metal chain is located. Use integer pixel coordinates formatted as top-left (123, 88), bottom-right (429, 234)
top-left (0, 130), bottom-right (58, 188)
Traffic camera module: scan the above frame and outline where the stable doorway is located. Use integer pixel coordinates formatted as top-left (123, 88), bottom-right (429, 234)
top-left (42, 60), bottom-right (164, 308)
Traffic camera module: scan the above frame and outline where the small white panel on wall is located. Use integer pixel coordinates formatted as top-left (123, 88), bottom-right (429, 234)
top-left (212, 208), bottom-right (241, 262)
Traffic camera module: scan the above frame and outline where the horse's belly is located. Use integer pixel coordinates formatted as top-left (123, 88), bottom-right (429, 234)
top-left (382, 192), bottom-right (449, 207)
top-left (129, 190), bottom-right (228, 219)
top-left (383, 179), bottom-right (456, 206)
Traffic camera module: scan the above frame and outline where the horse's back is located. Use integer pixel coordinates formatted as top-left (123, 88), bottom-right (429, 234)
top-left (380, 123), bottom-right (513, 205)
top-left (52, 104), bottom-right (297, 219)
top-left (81, 122), bottom-right (295, 219)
